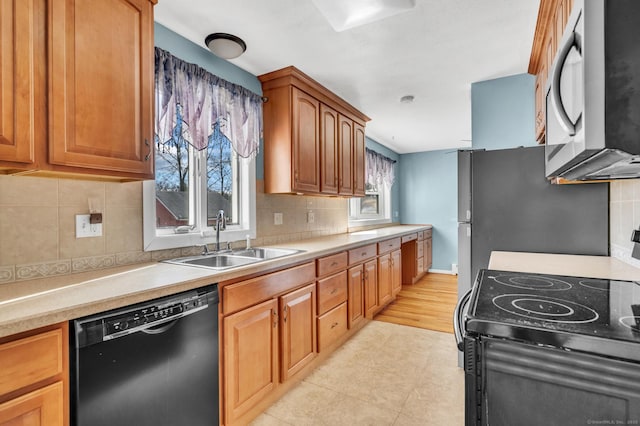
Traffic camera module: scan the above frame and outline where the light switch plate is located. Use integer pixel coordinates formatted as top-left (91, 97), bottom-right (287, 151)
top-left (76, 214), bottom-right (103, 238)
top-left (307, 210), bottom-right (315, 224)
top-left (274, 212), bottom-right (283, 225)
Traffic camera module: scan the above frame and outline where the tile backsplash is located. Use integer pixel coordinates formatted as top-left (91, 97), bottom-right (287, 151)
top-left (0, 176), bottom-right (348, 284)
top-left (610, 179), bottom-right (640, 268)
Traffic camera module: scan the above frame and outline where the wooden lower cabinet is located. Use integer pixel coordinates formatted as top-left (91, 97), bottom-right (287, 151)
top-left (363, 259), bottom-right (378, 319)
top-left (223, 299), bottom-right (279, 424)
top-left (378, 249), bottom-right (402, 307)
top-left (280, 283), bottom-right (317, 382)
top-left (347, 266), bottom-right (365, 328)
top-left (317, 302), bottom-right (348, 352)
top-left (391, 249), bottom-right (402, 296)
top-left (377, 254), bottom-right (393, 308)
top-left (0, 323), bottom-right (67, 426)
top-left (0, 382), bottom-right (63, 425)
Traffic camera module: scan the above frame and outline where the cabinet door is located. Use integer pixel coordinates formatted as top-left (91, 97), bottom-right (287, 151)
top-left (377, 254), bottom-right (393, 308)
top-left (292, 87), bottom-right (320, 193)
top-left (391, 249), bottom-right (402, 296)
top-left (363, 259), bottom-right (378, 319)
top-left (0, 382), bottom-right (63, 425)
top-left (224, 298), bottom-right (278, 423)
top-left (353, 122), bottom-right (366, 196)
top-left (338, 114), bottom-right (354, 195)
top-left (0, 0), bottom-right (44, 166)
top-left (280, 283), bottom-right (316, 382)
top-left (347, 265), bottom-right (364, 328)
top-left (49, 0), bottom-right (154, 178)
top-left (320, 104), bottom-right (338, 194)
top-left (425, 237), bottom-right (433, 271)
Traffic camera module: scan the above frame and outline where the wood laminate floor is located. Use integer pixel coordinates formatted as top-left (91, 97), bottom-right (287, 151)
top-left (374, 273), bottom-right (458, 334)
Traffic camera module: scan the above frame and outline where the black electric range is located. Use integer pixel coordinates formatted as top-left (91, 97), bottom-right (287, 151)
top-left (465, 269), bottom-right (640, 362)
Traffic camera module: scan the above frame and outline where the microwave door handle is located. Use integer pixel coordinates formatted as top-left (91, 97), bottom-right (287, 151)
top-left (551, 30), bottom-right (581, 136)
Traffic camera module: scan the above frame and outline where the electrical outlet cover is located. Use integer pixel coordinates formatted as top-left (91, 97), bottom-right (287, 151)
top-left (76, 214), bottom-right (103, 238)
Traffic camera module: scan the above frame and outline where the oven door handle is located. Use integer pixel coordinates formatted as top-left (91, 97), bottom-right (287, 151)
top-left (454, 288), bottom-right (472, 351)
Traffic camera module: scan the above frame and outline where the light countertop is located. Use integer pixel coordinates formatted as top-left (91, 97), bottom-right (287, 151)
top-left (489, 251), bottom-right (640, 281)
top-left (0, 225), bottom-right (430, 338)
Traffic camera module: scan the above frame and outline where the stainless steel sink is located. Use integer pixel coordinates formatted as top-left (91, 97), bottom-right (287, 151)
top-left (231, 247), bottom-right (304, 260)
top-left (163, 247), bottom-right (304, 270)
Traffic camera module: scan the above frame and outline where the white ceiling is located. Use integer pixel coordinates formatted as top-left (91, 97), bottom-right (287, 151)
top-left (154, 0), bottom-right (540, 154)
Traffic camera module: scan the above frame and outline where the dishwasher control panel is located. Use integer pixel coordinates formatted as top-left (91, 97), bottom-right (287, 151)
top-left (74, 285), bottom-right (218, 347)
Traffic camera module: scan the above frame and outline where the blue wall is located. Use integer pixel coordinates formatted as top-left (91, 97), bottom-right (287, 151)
top-left (399, 150), bottom-right (458, 271)
top-left (471, 74), bottom-right (536, 150)
top-left (399, 73), bottom-right (535, 272)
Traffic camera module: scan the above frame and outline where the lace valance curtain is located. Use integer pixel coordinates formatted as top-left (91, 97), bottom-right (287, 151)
top-left (154, 47), bottom-right (263, 158)
top-left (365, 148), bottom-right (396, 188)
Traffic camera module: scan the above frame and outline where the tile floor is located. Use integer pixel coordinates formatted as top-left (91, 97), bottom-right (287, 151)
top-left (251, 321), bottom-right (464, 425)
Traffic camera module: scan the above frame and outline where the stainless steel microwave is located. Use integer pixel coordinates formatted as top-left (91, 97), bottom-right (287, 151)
top-left (545, 0), bottom-right (640, 181)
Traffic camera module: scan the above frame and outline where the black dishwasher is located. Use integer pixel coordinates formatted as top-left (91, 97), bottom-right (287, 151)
top-left (70, 285), bottom-right (219, 426)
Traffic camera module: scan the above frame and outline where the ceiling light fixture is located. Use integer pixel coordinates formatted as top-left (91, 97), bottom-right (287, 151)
top-left (400, 95), bottom-right (415, 104)
top-left (204, 33), bottom-right (247, 59)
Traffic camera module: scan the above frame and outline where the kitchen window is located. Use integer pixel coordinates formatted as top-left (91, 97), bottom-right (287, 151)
top-left (348, 148), bottom-right (395, 226)
top-left (143, 48), bottom-right (261, 251)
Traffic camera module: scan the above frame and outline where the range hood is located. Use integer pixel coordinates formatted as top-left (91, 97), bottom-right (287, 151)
top-left (558, 149), bottom-right (640, 181)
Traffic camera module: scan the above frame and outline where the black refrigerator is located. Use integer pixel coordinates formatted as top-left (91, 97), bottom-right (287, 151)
top-left (457, 146), bottom-right (609, 305)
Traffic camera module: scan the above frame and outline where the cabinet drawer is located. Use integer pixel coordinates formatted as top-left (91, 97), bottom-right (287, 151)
top-left (316, 252), bottom-right (348, 277)
top-left (417, 231), bottom-right (424, 241)
top-left (401, 233), bottom-right (417, 243)
top-left (317, 271), bottom-right (348, 315)
top-left (424, 228), bottom-right (432, 238)
top-left (0, 328), bottom-right (64, 396)
top-left (317, 302), bottom-right (348, 352)
top-left (223, 262), bottom-right (316, 314)
top-left (417, 241), bottom-right (424, 258)
top-left (348, 244), bottom-right (377, 265)
top-left (378, 237), bottom-right (401, 254)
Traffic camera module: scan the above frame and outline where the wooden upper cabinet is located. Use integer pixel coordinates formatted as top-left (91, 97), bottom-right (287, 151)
top-left (320, 104), bottom-right (338, 194)
top-left (338, 114), bottom-right (354, 195)
top-left (259, 66), bottom-right (370, 196)
top-left (291, 88), bottom-right (320, 192)
top-left (48, 0), bottom-right (155, 179)
top-left (0, 0), bottom-right (44, 168)
top-left (353, 122), bottom-right (366, 196)
top-left (529, 0), bottom-right (574, 144)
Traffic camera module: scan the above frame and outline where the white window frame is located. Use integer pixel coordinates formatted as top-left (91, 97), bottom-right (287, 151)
top-left (348, 183), bottom-right (392, 227)
top-left (143, 149), bottom-right (256, 251)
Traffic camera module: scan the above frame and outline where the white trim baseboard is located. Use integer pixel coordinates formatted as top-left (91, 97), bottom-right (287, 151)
top-left (427, 268), bottom-right (457, 275)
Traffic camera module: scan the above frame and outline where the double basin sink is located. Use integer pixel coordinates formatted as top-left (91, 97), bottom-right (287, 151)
top-left (163, 247), bottom-right (304, 270)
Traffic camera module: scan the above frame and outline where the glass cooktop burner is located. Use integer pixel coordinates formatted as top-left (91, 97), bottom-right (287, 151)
top-left (578, 279), bottom-right (610, 291)
top-left (489, 274), bottom-right (572, 291)
top-left (492, 294), bottom-right (599, 323)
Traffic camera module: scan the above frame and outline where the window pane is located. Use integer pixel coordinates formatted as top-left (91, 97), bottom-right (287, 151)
top-left (154, 121), bottom-right (191, 228)
top-left (206, 129), bottom-right (236, 226)
top-left (360, 194), bottom-right (379, 215)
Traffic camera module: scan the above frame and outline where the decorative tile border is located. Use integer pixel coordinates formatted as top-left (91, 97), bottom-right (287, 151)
top-left (0, 266), bottom-right (15, 284)
top-left (15, 260), bottom-right (72, 281)
top-left (72, 254), bottom-right (116, 273)
top-left (115, 251), bottom-right (152, 266)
